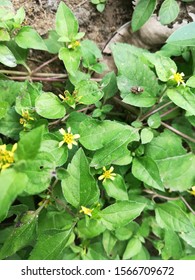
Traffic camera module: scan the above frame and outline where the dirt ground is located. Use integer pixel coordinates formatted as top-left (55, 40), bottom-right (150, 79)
top-left (12, 0), bottom-right (133, 50)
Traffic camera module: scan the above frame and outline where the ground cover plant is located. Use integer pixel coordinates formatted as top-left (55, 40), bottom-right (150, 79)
top-left (0, 0), bottom-right (195, 260)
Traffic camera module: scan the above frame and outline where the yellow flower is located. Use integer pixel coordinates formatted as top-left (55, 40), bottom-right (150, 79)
top-left (20, 109), bottom-right (34, 127)
top-left (68, 40), bottom-right (80, 49)
top-left (79, 206), bottom-right (93, 217)
top-left (98, 166), bottom-right (116, 182)
top-left (169, 68), bottom-right (185, 86)
top-left (0, 143), bottom-right (17, 171)
top-left (59, 127), bottom-right (80, 149)
top-left (188, 186), bottom-right (195, 196)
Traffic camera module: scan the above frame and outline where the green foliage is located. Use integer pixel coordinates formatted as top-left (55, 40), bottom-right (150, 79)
top-left (0, 1), bottom-right (195, 261)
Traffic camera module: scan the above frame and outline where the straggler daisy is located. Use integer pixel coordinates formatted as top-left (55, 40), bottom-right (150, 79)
top-left (0, 143), bottom-right (17, 171)
top-left (188, 186), bottom-right (195, 197)
top-left (59, 127), bottom-right (80, 149)
top-left (79, 206), bottom-right (93, 217)
top-left (98, 166), bottom-right (116, 183)
top-left (169, 68), bottom-right (185, 86)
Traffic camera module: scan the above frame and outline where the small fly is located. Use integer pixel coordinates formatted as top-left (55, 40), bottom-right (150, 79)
top-left (130, 86), bottom-right (144, 94)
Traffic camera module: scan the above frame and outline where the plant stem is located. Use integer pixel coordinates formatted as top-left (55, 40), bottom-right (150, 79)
top-left (31, 55), bottom-right (58, 75)
top-left (161, 121), bottom-right (195, 143)
top-left (113, 97), bottom-right (139, 115)
top-left (8, 76), bottom-right (66, 82)
top-left (139, 101), bottom-right (172, 121)
top-left (160, 106), bottom-right (178, 118)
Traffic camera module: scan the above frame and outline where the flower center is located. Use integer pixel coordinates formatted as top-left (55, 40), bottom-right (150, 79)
top-left (64, 133), bottom-right (74, 144)
top-left (103, 170), bottom-right (112, 179)
top-left (0, 149), bottom-right (14, 170)
top-left (173, 73), bottom-right (184, 83)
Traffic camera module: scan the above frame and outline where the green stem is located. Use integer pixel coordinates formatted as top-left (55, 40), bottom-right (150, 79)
top-left (139, 101), bottom-right (172, 121)
top-left (161, 121), bottom-right (195, 143)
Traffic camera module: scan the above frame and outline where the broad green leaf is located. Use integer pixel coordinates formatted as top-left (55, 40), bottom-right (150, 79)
top-left (55, 2), bottom-right (78, 40)
top-left (0, 213), bottom-right (37, 259)
top-left (140, 128), bottom-right (154, 144)
top-left (0, 80), bottom-right (24, 106)
top-left (123, 237), bottom-right (142, 260)
top-left (167, 88), bottom-right (195, 116)
top-left (0, 44), bottom-right (16, 67)
top-left (44, 30), bottom-right (63, 54)
top-left (147, 113), bottom-right (161, 128)
top-left (0, 0), bottom-right (15, 21)
top-left (103, 174), bottom-right (129, 201)
top-left (155, 202), bottom-right (194, 233)
top-left (29, 228), bottom-right (72, 260)
top-left (0, 107), bottom-right (22, 140)
top-left (75, 80), bottom-right (104, 105)
top-left (6, 41), bottom-right (28, 66)
top-left (40, 140), bottom-right (68, 167)
top-left (166, 22), bottom-right (195, 46)
top-left (35, 92), bottom-right (66, 119)
top-left (79, 118), bottom-right (138, 168)
top-left (77, 219), bottom-right (106, 238)
top-left (81, 39), bottom-right (102, 67)
top-left (146, 130), bottom-right (195, 191)
top-left (132, 157), bottom-right (164, 191)
top-left (15, 126), bottom-right (44, 160)
top-left (162, 229), bottom-right (183, 260)
top-left (61, 148), bottom-right (99, 208)
top-left (131, 0), bottom-right (156, 32)
top-left (59, 47), bottom-right (81, 75)
top-left (102, 230), bottom-right (117, 257)
top-left (101, 71), bottom-right (118, 101)
top-left (0, 101), bottom-right (8, 119)
top-left (15, 27), bottom-right (48, 51)
top-left (0, 29), bottom-right (10, 41)
top-left (159, 0), bottom-right (179, 25)
top-left (186, 76), bottom-right (195, 88)
top-left (0, 169), bottom-right (28, 222)
top-left (66, 112), bottom-right (88, 132)
top-left (114, 223), bottom-right (135, 241)
top-left (82, 242), bottom-right (108, 260)
top-left (111, 44), bottom-right (160, 107)
top-left (21, 152), bottom-right (55, 195)
top-left (100, 201), bottom-right (146, 230)
top-left (144, 53), bottom-right (177, 81)
top-left (180, 231), bottom-right (195, 248)
top-left (14, 7), bottom-right (25, 24)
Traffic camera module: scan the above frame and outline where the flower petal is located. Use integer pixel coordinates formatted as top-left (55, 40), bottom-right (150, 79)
top-left (67, 143), bottom-right (73, 149)
top-left (58, 141), bottom-right (64, 147)
top-left (73, 134), bottom-right (80, 139)
top-left (98, 175), bottom-right (105, 181)
top-left (67, 127), bottom-right (71, 133)
top-left (59, 128), bottom-right (65, 135)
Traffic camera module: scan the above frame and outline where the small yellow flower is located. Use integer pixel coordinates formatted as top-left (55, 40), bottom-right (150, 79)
top-left (0, 143), bottom-right (17, 171)
top-left (79, 206), bottom-right (93, 217)
top-left (20, 109), bottom-right (34, 127)
top-left (59, 127), bottom-right (80, 149)
top-left (188, 186), bottom-right (195, 196)
top-left (98, 166), bottom-right (116, 182)
top-left (68, 40), bottom-right (80, 49)
top-left (169, 68), bottom-right (185, 86)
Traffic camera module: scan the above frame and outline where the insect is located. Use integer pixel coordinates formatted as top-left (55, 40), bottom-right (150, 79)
top-left (130, 86), bottom-right (144, 94)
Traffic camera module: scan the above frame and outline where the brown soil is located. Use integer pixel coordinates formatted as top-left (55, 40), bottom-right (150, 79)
top-left (12, 0), bottom-right (132, 49)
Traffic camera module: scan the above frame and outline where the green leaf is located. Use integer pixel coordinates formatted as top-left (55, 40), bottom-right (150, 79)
top-left (102, 230), bottom-right (117, 257)
top-left (0, 80), bottom-right (24, 106)
top-left (35, 92), bottom-right (66, 119)
top-left (180, 231), bottom-right (195, 248)
top-left (166, 22), bottom-right (195, 46)
top-left (44, 30), bottom-right (63, 54)
top-left (0, 101), bottom-right (8, 119)
top-left (81, 39), bottom-right (102, 67)
top-left (75, 80), bottom-right (104, 105)
top-left (112, 43), bottom-right (160, 107)
top-left (6, 40), bottom-right (28, 66)
top-left (97, 3), bottom-right (105, 12)
top-left (103, 174), bottom-right (129, 201)
top-left (82, 242), bottom-right (108, 260)
top-left (132, 157), bottom-right (164, 191)
top-left (162, 229), bottom-right (183, 260)
top-left (146, 130), bottom-right (195, 191)
top-left (100, 201), bottom-right (146, 230)
top-left (167, 88), bottom-right (195, 116)
top-left (21, 152), bottom-right (55, 195)
top-left (14, 7), bottom-right (25, 24)
top-left (155, 202), bottom-right (195, 233)
top-left (0, 29), bottom-right (10, 41)
top-left (59, 47), bottom-right (81, 75)
top-left (61, 148), bottom-right (99, 208)
top-left (29, 229), bottom-right (72, 260)
top-left (0, 169), bottom-right (28, 222)
top-left (0, 0), bottom-right (15, 21)
top-left (114, 223), bottom-right (135, 241)
top-left (79, 118), bottom-right (138, 168)
top-left (15, 27), bottom-right (48, 51)
top-left (0, 44), bottom-right (16, 67)
top-left (140, 128), bottom-right (154, 144)
top-left (15, 126), bottom-right (44, 160)
top-left (55, 2), bottom-right (78, 40)
top-left (0, 213), bottom-right (37, 259)
top-left (123, 237), bottom-right (142, 260)
top-left (147, 113), bottom-right (161, 128)
top-left (186, 76), bottom-right (195, 88)
top-left (77, 219), bottom-right (106, 238)
top-left (101, 72), bottom-right (118, 101)
top-left (131, 0), bottom-right (156, 32)
top-left (159, 0), bottom-right (179, 25)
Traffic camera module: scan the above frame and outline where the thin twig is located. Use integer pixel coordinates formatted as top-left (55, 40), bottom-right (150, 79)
top-left (160, 106), bottom-right (178, 118)
top-left (113, 97), bottom-right (139, 115)
top-left (161, 121), bottom-right (195, 143)
top-left (31, 55), bottom-right (58, 75)
top-left (139, 101), bottom-right (173, 121)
